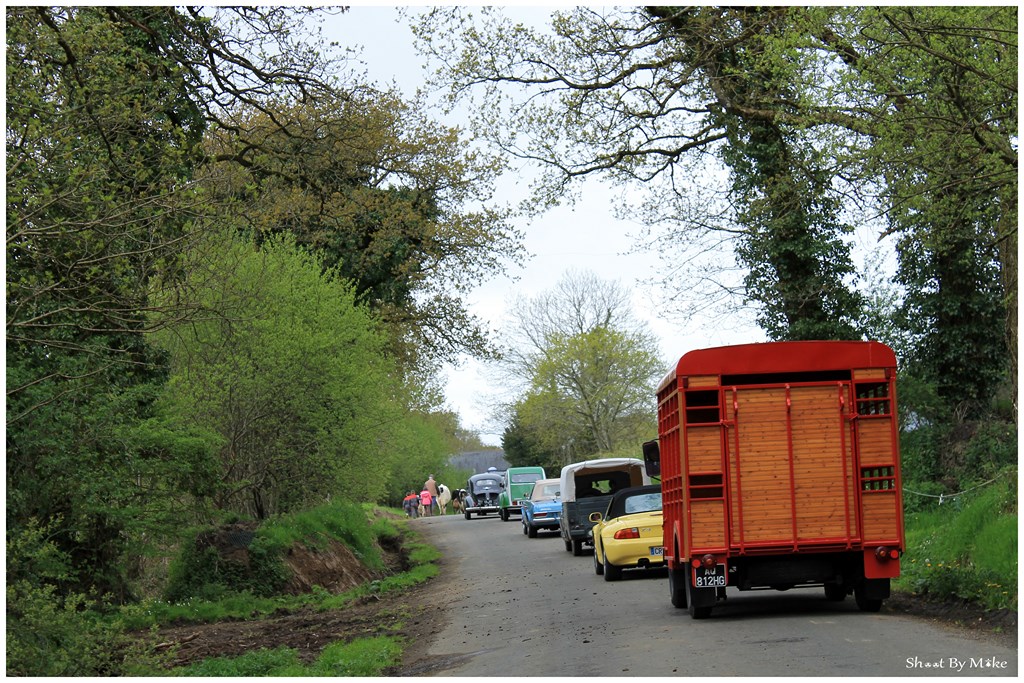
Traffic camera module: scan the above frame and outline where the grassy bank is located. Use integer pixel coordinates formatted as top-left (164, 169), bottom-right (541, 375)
top-left (896, 471), bottom-right (1017, 611)
top-left (8, 502), bottom-right (440, 676)
top-left (172, 636), bottom-right (404, 677)
top-left (118, 503), bottom-right (439, 632)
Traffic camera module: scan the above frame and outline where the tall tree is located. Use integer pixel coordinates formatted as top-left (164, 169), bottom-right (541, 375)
top-left (502, 411), bottom-right (559, 470)
top-left (671, 6), bottom-right (863, 339)
top-left (201, 91), bottom-right (524, 370)
top-left (7, 6), bottom-right (211, 597)
top-left (832, 6), bottom-right (1017, 416)
top-left (415, 7), bottom-right (865, 340)
top-left (153, 230), bottom-right (399, 517)
top-left (500, 271), bottom-right (662, 458)
top-left (6, 5), bottom-right (352, 594)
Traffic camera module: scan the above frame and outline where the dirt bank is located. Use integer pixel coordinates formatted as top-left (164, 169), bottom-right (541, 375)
top-left (142, 518), bottom-right (461, 673)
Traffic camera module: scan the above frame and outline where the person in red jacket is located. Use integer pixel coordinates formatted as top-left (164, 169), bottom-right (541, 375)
top-left (402, 491), bottom-right (420, 518)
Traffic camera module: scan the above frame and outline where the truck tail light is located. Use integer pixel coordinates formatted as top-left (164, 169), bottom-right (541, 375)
top-left (875, 546), bottom-right (899, 561)
top-left (614, 528), bottom-right (640, 540)
top-left (690, 554), bottom-right (718, 569)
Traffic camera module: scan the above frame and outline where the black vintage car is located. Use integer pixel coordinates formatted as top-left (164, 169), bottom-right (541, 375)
top-left (463, 471), bottom-right (503, 519)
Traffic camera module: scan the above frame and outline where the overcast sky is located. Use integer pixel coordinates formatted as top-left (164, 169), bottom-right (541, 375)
top-left (324, 7), bottom-right (769, 445)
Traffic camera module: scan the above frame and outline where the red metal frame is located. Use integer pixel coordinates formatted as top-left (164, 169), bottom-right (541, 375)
top-left (837, 384), bottom-right (854, 548)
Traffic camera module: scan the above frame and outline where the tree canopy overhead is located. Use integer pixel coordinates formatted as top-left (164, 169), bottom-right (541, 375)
top-left (202, 88), bottom-right (524, 371)
top-left (414, 5), bottom-right (1016, 415)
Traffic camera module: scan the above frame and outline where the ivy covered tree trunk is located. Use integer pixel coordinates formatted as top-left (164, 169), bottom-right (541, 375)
top-left (658, 6), bottom-right (863, 340)
top-left (896, 192), bottom-right (1009, 421)
top-left (997, 191), bottom-right (1017, 414)
top-left (724, 117), bottom-right (862, 340)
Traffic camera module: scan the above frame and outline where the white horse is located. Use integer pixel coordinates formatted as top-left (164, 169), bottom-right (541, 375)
top-left (436, 484), bottom-right (452, 515)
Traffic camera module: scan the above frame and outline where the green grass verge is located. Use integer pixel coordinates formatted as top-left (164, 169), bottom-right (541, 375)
top-left (172, 636), bottom-right (403, 676)
top-left (258, 502), bottom-right (389, 571)
top-left (895, 472), bottom-right (1017, 610)
top-left (111, 504), bottom-right (440, 676)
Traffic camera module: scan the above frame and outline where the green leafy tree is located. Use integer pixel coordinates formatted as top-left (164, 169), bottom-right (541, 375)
top-left (6, 6), bottom-right (357, 597)
top-left (202, 91), bottom-right (525, 371)
top-left (379, 409), bottom-right (462, 505)
top-left (499, 272), bottom-right (661, 459)
top-left (831, 6), bottom-right (1016, 416)
top-left (414, 7), bottom-right (865, 340)
top-left (6, 6), bottom-right (211, 598)
top-left (529, 326), bottom-right (660, 453)
top-left (646, 7), bottom-right (864, 340)
top-left (414, 4), bottom-right (1015, 413)
top-left (502, 404), bottom-right (583, 471)
top-left (153, 230), bottom-right (399, 517)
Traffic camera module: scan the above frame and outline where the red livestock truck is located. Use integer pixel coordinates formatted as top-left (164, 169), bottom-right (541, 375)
top-left (643, 341), bottom-right (904, 619)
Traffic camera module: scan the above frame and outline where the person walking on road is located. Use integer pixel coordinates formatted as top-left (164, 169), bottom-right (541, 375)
top-left (419, 488), bottom-right (433, 517)
top-left (403, 491), bottom-right (419, 518)
top-left (424, 475), bottom-right (440, 515)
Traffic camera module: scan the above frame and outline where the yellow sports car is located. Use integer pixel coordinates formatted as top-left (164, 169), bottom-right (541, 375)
top-left (590, 484), bottom-right (664, 581)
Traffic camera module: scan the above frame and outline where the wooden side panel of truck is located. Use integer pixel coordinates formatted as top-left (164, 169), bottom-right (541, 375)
top-left (656, 341), bottom-right (904, 618)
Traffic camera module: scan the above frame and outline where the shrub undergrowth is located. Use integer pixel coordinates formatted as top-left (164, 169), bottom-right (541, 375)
top-left (8, 503), bottom-right (435, 675)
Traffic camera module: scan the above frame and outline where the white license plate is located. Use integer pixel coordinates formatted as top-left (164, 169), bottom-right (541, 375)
top-left (650, 546), bottom-right (664, 556)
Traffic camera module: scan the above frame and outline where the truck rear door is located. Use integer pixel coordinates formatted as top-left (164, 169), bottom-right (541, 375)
top-left (725, 382), bottom-right (859, 552)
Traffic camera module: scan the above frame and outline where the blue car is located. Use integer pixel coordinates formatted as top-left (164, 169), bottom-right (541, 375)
top-left (521, 478), bottom-right (562, 538)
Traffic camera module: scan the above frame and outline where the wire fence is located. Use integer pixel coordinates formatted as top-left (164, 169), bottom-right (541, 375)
top-left (903, 471), bottom-right (1010, 505)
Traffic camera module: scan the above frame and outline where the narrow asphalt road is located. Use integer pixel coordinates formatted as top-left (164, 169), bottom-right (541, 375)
top-left (412, 513), bottom-right (1016, 677)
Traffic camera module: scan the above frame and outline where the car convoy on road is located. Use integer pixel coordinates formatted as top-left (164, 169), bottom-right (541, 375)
top-left (451, 341), bottom-right (907, 620)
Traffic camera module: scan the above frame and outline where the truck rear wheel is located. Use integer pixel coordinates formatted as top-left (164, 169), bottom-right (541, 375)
top-left (668, 565), bottom-right (687, 609)
top-left (824, 583), bottom-right (846, 602)
top-left (686, 584), bottom-right (712, 618)
top-left (464, 510), bottom-right (472, 520)
top-left (571, 538), bottom-right (585, 556)
top-left (854, 587), bottom-right (883, 612)
top-left (682, 567), bottom-right (714, 619)
top-left (855, 578), bottom-right (889, 612)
